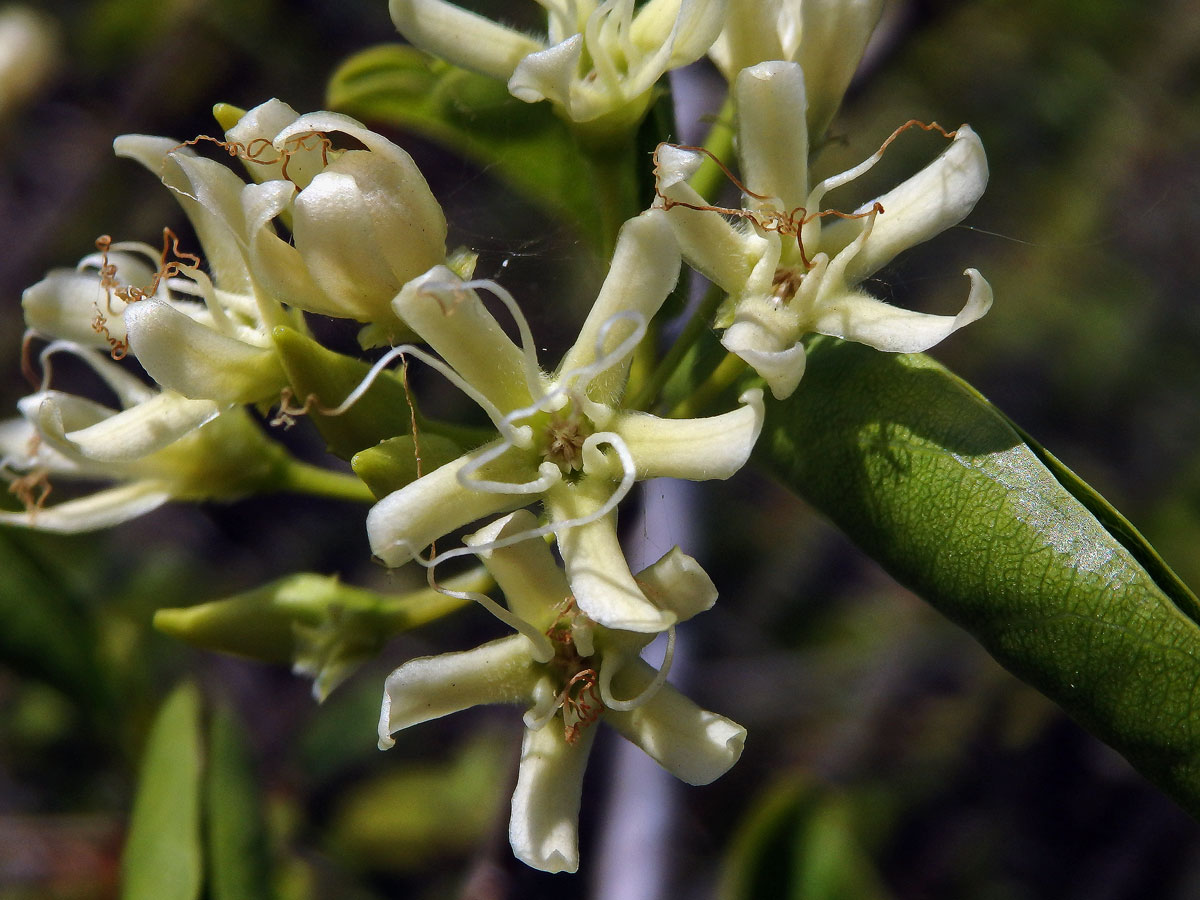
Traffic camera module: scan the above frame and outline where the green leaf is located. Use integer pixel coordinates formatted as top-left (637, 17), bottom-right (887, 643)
top-left (121, 683), bottom-right (204, 900)
top-left (0, 530), bottom-right (110, 709)
top-left (272, 326), bottom-right (413, 460)
top-left (720, 778), bottom-right (893, 900)
top-left (326, 44), bottom-right (604, 249)
top-left (758, 337), bottom-right (1200, 815)
top-left (206, 705), bottom-right (274, 900)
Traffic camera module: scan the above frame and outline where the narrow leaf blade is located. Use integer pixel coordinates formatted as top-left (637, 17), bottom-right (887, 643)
top-left (758, 338), bottom-right (1200, 814)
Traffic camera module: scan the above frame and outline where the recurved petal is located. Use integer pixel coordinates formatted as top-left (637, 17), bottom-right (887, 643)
top-left (22, 261), bottom-right (143, 346)
top-left (654, 146), bottom-right (760, 295)
top-left (113, 135), bottom-right (254, 294)
top-left (549, 481), bottom-right (676, 632)
top-left (465, 510), bottom-right (572, 630)
top-left (27, 388), bottom-right (218, 463)
top-left (721, 320), bottom-right (807, 400)
top-left (0, 480), bottom-right (173, 533)
top-left (366, 445), bottom-right (532, 567)
top-left (393, 267), bottom-right (539, 415)
top-left (810, 268), bottom-right (992, 353)
top-left (611, 389), bottom-right (763, 481)
top-left (377, 634), bottom-right (538, 747)
top-left (635, 546), bottom-right (717, 623)
top-left (509, 33), bottom-right (581, 108)
top-left (390, 0), bottom-right (543, 82)
top-left (124, 297), bottom-right (286, 405)
top-left (735, 61), bottom-right (809, 214)
top-left (797, 0), bottom-right (883, 139)
top-left (605, 660), bottom-right (746, 784)
top-left (556, 210), bottom-right (680, 398)
top-left (825, 125), bottom-right (989, 285)
top-left (509, 720), bottom-right (596, 874)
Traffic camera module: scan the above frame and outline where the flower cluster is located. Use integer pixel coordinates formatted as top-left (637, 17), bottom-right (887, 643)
top-left (3, 0), bottom-right (992, 875)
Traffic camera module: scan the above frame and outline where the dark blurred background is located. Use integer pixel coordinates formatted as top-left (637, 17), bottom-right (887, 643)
top-left (2, 1), bottom-right (1200, 898)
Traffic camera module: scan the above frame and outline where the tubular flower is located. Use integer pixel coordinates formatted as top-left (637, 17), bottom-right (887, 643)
top-left (0, 343), bottom-right (290, 532)
top-left (365, 210), bottom-right (764, 633)
top-left (221, 99), bottom-right (448, 341)
top-left (91, 99), bottom-right (445, 407)
top-left (378, 510), bottom-right (746, 874)
top-left (389, 0), bottom-right (728, 130)
top-left (655, 60), bottom-right (991, 400)
top-left (708, 0), bottom-right (883, 139)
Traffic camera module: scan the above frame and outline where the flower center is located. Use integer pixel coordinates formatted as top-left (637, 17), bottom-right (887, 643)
top-left (545, 599), bottom-right (603, 744)
top-left (772, 266), bottom-right (805, 305)
top-left (542, 411), bottom-right (593, 474)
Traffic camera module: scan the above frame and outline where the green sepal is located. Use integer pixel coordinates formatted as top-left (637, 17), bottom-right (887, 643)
top-left (120, 683), bottom-right (204, 900)
top-left (350, 434), bottom-right (464, 500)
top-left (758, 337), bottom-right (1200, 815)
top-left (325, 44), bottom-right (605, 250)
top-left (272, 326), bottom-right (414, 460)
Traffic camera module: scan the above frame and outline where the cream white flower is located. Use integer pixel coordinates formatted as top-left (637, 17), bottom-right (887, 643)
top-left (81, 99), bottom-right (445, 408)
top-left (0, 342), bottom-right (288, 532)
top-left (221, 99), bottom-right (448, 339)
top-left (378, 510), bottom-right (745, 873)
top-left (365, 210), bottom-right (763, 633)
top-left (708, 0), bottom-right (882, 139)
top-left (389, 0), bottom-right (728, 129)
top-left (656, 60), bottom-right (991, 400)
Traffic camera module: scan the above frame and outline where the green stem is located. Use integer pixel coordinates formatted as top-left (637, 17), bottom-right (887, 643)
top-left (577, 135), bottom-right (641, 257)
top-left (628, 280), bottom-right (726, 411)
top-left (687, 91), bottom-right (737, 202)
top-left (669, 352), bottom-right (749, 419)
top-left (276, 459), bottom-right (375, 503)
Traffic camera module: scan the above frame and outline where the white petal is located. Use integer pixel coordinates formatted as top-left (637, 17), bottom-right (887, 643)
top-left (735, 61), bottom-right (809, 214)
top-left (721, 321), bottom-right (807, 400)
top-left (113, 135), bottom-right (253, 293)
top-left (224, 98), bottom-right (325, 189)
top-left (605, 660), bottom-right (745, 784)
top-left (654, 147), bottom-right (762, 296)
top-left (509, 720), bottom-right (596, 874)
top-left (557, 210), bottom-right (680, 398)
top-left (366, 445), bottom-right (533, 567)
top-left (30, 388), bottom-right (218, 463)
top-left (0, 480), bottom-right (172, 533)
top-left (22, 264), bottom-right (140, 346)
top-left (634, 546), bottom-right (717, 623)
top-left (811, 268), bottom-right (992, 352)
top-left (825, 125), bottom-right (989, 285)
top-left (708, 0), bottom-right (796, 80)
top-left (611, 388), bottom-right (763, 481)
top-left (797, 0), bottom-right (883, 138)
top-left (509, 33), bottom-right (581, 107)
top-left (124, 297), bottom-right (285, 404)
top-left (392, 267), bottom-right (535, 414)
top-left (390, 0), bottom-right (543, 82)
top-left (549, 481), bottom-right (675, 632)
top-left (465, 510), bottom-right (572, 630)
top-left (377, 634), bottom-right (536, 748)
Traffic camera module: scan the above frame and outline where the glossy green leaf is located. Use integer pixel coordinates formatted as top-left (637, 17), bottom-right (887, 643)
top-left (206, 705), bottom-right (274, 900)
top-left (272, 326), bottom-right (413, 460)
top-left (326, 44), bottom-right (604, 248)
top-left (121, 683), bottom-right (204, 900)
top-left (758, 337), bottom-right (1200, 815)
